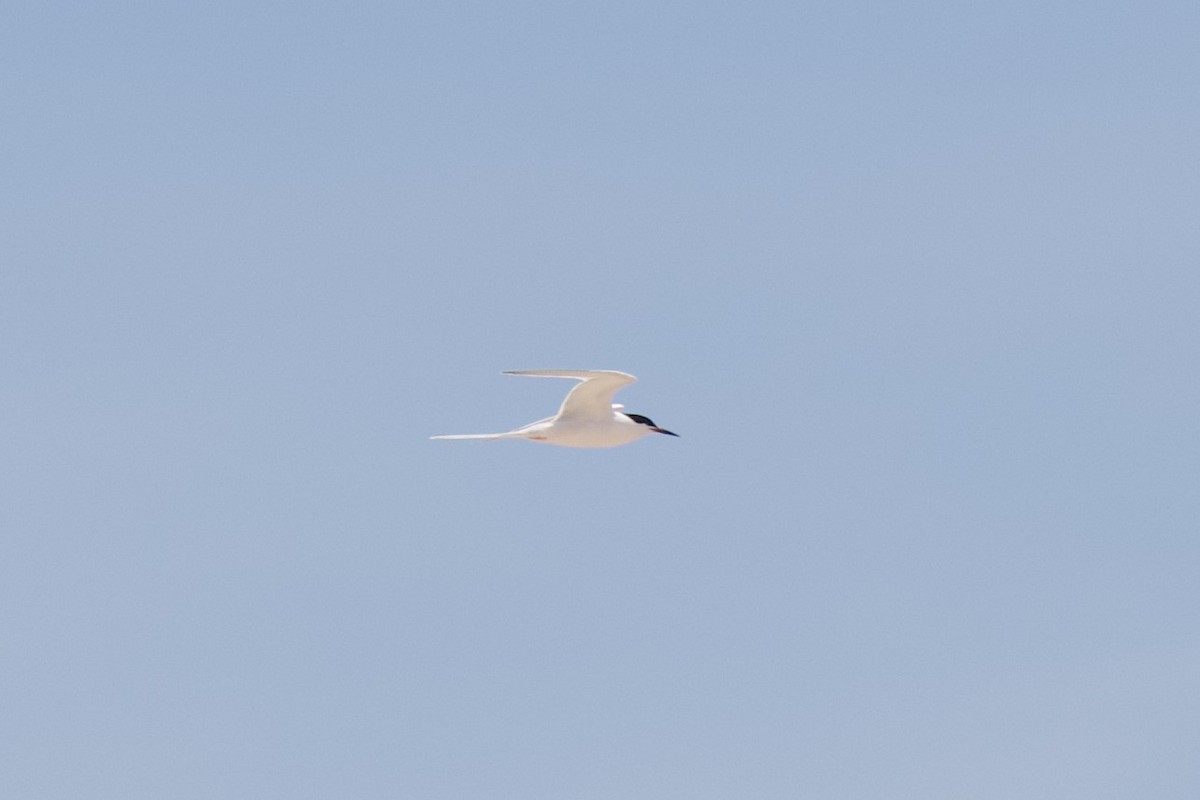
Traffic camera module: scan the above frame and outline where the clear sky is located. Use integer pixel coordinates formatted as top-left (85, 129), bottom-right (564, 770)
top-left (3, 2), bottom-right (1198, 798)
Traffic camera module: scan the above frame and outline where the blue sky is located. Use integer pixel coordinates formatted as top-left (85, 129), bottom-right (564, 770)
top-left (3, 2), bottom-right (1198, 798)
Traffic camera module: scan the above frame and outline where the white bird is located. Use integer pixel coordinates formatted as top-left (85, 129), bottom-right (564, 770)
top-left (431, 369), bottom-right (679, 449)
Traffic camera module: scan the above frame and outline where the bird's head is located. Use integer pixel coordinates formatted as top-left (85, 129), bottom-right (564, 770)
top-left (624, 413), bottom-right (679, 437)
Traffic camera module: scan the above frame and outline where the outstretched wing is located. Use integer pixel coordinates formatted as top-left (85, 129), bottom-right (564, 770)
top-left (503, 369), bottom-right (637, 422)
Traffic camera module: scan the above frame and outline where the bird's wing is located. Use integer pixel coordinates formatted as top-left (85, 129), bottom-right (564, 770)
top-left (503, 370), bottom-right (637, 422)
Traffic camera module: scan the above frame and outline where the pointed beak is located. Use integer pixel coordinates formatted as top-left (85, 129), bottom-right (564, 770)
top-left (652, 427), bottom-right (679, 437)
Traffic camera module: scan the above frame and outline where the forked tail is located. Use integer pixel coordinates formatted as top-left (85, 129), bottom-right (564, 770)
top-left (430, 432), bottom-right (519, 441)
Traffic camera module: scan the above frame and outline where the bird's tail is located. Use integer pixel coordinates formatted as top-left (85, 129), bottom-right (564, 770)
top-left (430, 432), bottom-right (518, 441)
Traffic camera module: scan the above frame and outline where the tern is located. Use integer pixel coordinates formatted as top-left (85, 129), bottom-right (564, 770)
top-left (431, 369), bottom-right (679, 449)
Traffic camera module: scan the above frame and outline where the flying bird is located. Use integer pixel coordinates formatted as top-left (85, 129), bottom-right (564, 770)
top-left (431, 369), bottom-right (678, 449)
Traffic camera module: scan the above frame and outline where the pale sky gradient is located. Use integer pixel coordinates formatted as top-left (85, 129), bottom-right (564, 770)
top-left (3, 2), bottom-right (1199, 798)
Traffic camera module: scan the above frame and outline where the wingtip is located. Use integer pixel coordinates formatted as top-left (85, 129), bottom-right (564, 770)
top-left (501, 369), bottom-right (636, 381)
